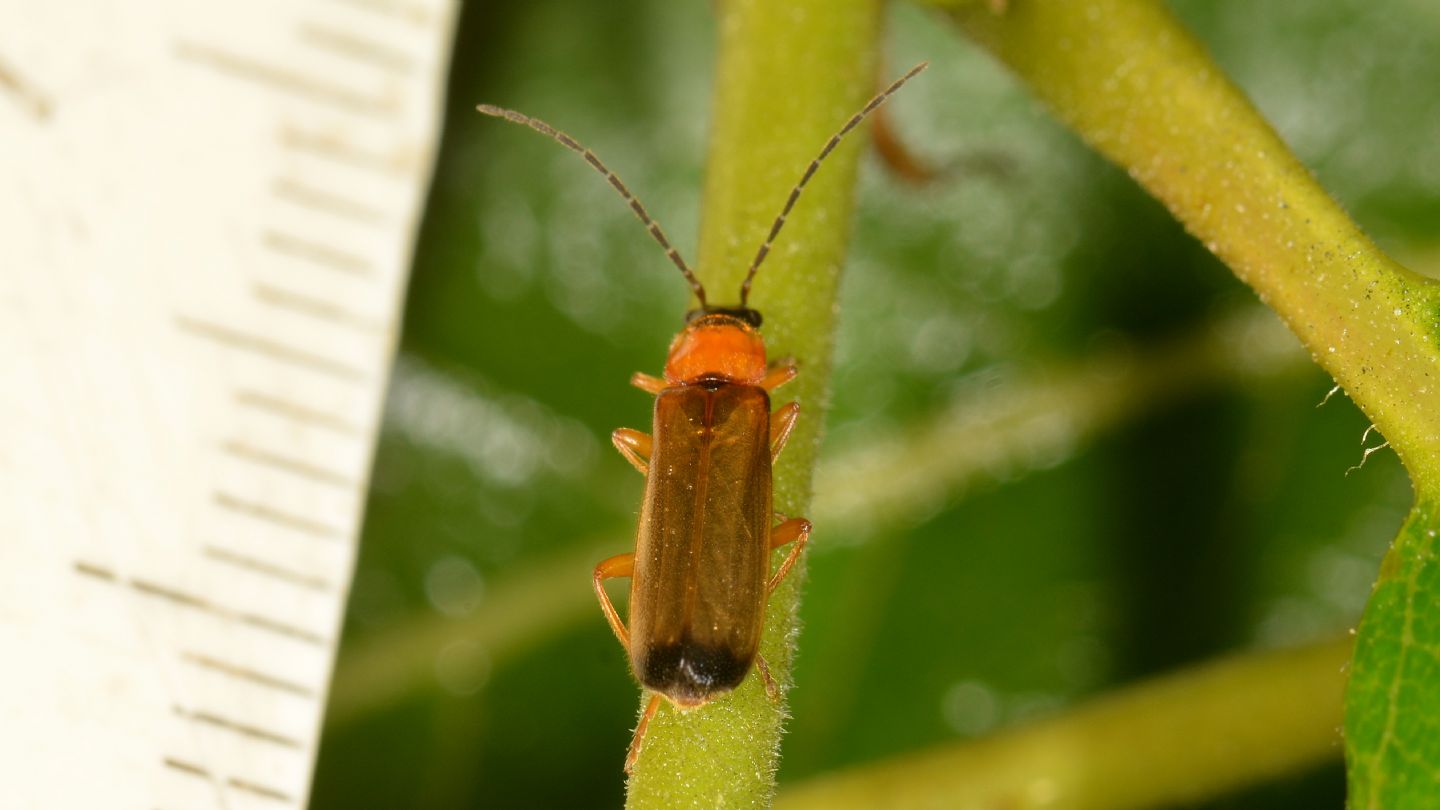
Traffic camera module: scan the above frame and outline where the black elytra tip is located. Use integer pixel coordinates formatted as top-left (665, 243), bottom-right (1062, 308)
top-left (639, 641), bottom-right (752, 706)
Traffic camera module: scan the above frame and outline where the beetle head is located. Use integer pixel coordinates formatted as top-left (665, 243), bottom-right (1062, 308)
top-left (663, 310), bottom-right (767, 386)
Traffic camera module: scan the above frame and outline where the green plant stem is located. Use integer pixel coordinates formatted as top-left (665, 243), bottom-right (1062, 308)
top-left (939, 1), bottom-right (1440, 802)
top-left (943, 0), bottom-right (1440, 489)
top-left (622, 0), bottom-right (882, 805)
top-left (776, 638), bottom-right (1351, 810)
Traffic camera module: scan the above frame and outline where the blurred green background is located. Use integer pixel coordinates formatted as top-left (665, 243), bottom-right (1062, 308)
top-left (310, 0), bottom-right (1439, 807)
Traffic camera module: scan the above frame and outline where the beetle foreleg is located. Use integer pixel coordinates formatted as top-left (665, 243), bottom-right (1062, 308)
top-left (768, 402), bottom-right (800, 462)
top-left (625, 693), bottom-right (664, 774)
top-left (760, 359), bottom-right (798, 392)
top-left (611, 428), bottom-right (652, 475)
top-left (766, 517), bottom-right (812, 594)
top-left (593, 552), bottom-right (635, 649)
top-left (630, 371), bottom-right (666, 395)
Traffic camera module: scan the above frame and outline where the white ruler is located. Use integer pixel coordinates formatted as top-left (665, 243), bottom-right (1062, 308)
top-left (0, 2), bottom-right (454, 807)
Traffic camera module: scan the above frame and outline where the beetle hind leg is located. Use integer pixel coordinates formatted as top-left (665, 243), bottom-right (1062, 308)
top-left (766, 517), bottom-right (812, 594)
top-left (754, 654), bottom-right (781, 703)
top-left (593, 552), bottom-right (635, 648)
top-left (625, 693), bottom-right (664, 774)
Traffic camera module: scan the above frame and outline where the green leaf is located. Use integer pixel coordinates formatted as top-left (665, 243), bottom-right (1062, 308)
top-left (1346, 501), bottom-right (1440, 807)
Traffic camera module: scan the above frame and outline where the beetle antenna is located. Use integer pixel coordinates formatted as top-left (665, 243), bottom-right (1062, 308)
top-left (477, 104), bottom-right (708, 308)
top-left (739, 61), bottom-right (929, 307)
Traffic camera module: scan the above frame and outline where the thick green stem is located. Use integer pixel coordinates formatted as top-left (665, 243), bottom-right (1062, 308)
top-left (622, 0), bottom-right (882, 805)
top-left (777, 639), bottom-right (1351, 810)
top-left (946, 0), bottom-right (1440, 490)
top-left (940, 1), bottom-right (1440, 804)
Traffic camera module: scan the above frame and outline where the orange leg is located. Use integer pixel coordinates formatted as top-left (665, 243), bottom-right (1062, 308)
top-left (611, 428), bottom-right (652, 475)
top-left (593, 552), bottom-right (634, 648)
top-left (769, 402), bottom-right (800, 462)
top-left (760, 359), bottom-right (798, 392)
top-left (630, 371), bottom-right (666, 395)
top-left (766, 517), bottom-right (812, 594)
top-left (625, 693), bottom-right (664, 774)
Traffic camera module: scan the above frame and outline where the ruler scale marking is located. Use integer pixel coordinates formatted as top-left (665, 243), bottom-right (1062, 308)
top-left (213, 491), bottom-right (349, 540)
top-left (202, 544), bottom-right (338, 593)
top-left (251, 282), bottom-right (388, 334)
top-left (73, 562), bottom-right (331, 646)
top-left (1, 4), bottom-right (455, 806)
top-left (233, 388), bottom-right (368, 437)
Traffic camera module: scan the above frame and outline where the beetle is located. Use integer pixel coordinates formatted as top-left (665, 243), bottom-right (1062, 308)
top-left (477, 61), bottom-right (926, 772)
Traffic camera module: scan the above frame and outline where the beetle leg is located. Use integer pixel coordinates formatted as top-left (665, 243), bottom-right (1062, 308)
top-left (768, 402), bottom-right (800, 462)
top-left (630, 371), bottom-right (666, 395)
top-left (625, 693), bottom-right (664, 774)
top-left (754, 653), bottom-right (781, 703)
top-left (593, 552), bottom-right (635, 649)
top-left (766, 517), bottom-right (812, 594)
top-left (760, 359), bottom-right (798, 392)
top-left (611, 428), bottom-right (652, 475)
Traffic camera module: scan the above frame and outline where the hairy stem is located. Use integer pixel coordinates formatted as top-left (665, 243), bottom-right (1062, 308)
top-left (940, 1), bottom-right (1440, 803)
top-left (945, 0), bottom-right (1440, 489)
top-left (623, 0), bottom-right (883, 805)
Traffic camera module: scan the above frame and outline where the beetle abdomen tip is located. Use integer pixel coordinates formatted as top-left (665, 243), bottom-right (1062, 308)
top-left (639, 641), bottom-right (751, 706)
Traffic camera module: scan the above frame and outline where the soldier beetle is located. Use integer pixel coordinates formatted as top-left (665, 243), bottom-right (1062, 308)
top-left (477, 61), bottom-right (927, 772)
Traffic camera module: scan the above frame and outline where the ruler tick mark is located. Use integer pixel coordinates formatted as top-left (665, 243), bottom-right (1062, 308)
top-left (175, 706), bottom-right (306, 750)
top-left (213, 491), bottom-right (347, 540)
top-left (0, 55), bottom-right (53, 120)
top-left (272, 177), bottom-right (391, 225)
top-left (203, 544), bottom-right (337, 592)
top-left (299, 21), bottom-right (418, 75)
top-left (73, 562), bottom-right (328, 645)
top-left (74, 561), bottom-right (117, 581)
top-left (133, 579), bottom-right (327, 644)
top-left (222, 439), bottom-right (362, 490)
top-left (174, 40), bottom-right (395, 118)
top-left (253, 281), bottom-right (386, 334)
top-left (182, 651), bottom-right (319, 698)
top-left (237, 614), bottom-right (328, 646)
top-left (130, 578), bottom-right (208, 610)
top-left (234, 388), bottom-right (366, 437)
top-left (229, 777), bottom-right (296, 803)
top-left (164, 756), bottom-right (297, 804)
top-left (176, 315), bottom-right (368, 382)
top-left (162, 756), bottom-right (209, 778)
top-left (330, 0), bottom-right (441, 29)
top-left (278, 126), bottom-right (416, 176)
top-left (262, 228), bottom-right (377, 277)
